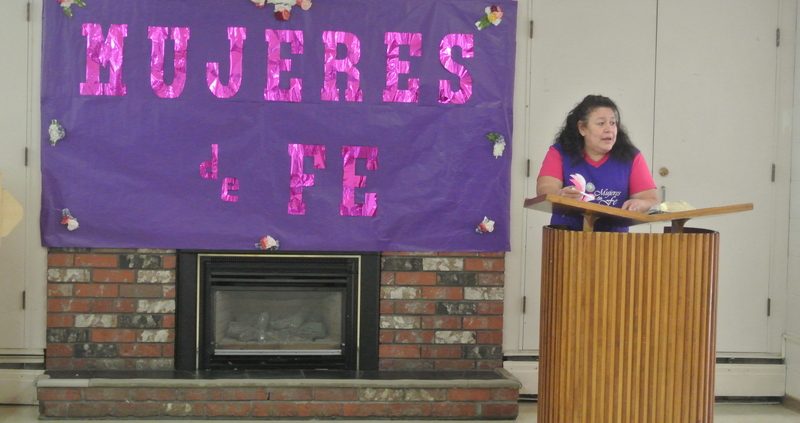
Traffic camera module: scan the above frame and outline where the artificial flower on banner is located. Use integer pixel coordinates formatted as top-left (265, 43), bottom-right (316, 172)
top-left (485, 132), bottom-right (506, 159)
top-left (60, 208), bottom-right (79, 231)
top-left (49, 120), bottom-right (66, 146)
top-left (57, 0), bottom-right (86, 17)
top-left (475, 5), bottom-right (503, 30)
top-left (251, 0), bottom-right (312, 21)
top-left (475, 216), bottom-right (495, 234)
top-left (255, 235), bottom-right (280, 250)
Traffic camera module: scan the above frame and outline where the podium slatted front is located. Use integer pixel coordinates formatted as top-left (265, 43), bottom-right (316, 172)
top-left (538, 227), bottom-right (719, 423)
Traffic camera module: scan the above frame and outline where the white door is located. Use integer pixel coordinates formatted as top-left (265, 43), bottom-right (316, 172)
top-left (0, 1), bottom-right (32, 350)
top-left (512, 0), bottom-right (658, 351)
top-left (653, 0), bottom-right (784, 353)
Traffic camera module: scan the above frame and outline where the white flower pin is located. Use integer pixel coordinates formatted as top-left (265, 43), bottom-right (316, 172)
top-left (255, 235), bottom-right (280, 251)
top-left (485, 132), bottom-right (506, 159)
top-left (60, 208), bottom-right (79, 231)
top-left (49, 120), bottom-right (66, 146)
top-left (475, 216), bottom-right (495, 234)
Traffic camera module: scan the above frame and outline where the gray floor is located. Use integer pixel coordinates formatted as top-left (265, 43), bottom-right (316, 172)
top-left (2, 402), bottom-right (800, 422)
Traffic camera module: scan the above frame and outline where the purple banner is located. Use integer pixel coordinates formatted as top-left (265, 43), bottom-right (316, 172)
top-left (41, 0), bottom-right (516, 251)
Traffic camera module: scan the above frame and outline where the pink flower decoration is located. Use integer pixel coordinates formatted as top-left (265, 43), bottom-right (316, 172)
top-left (475, 216), bottom-right (495, 234)
top-left (568, 173), bottom-right (595, 202)
top-left (255, 235), bottom-right (280, 251)
top-left (60, 208), bottom-right (80, 231)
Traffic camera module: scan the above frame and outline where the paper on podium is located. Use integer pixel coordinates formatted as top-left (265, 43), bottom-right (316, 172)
top-left (0, 172), bottom-right (24, 239)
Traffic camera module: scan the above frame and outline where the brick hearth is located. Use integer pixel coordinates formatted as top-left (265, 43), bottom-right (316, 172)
top-left (40, 249), bottom-right (518, 419)
top-left (38, 370), bottom-right (520, 419)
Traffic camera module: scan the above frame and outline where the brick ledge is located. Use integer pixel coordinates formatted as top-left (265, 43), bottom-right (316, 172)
top-left (38, 368), bottom-right (521, 390)
top-left (37, 369), bottom-right (520, 420)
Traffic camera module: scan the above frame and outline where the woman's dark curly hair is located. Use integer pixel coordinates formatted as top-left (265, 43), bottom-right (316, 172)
top-left (554, 94), bottom-right (638, 163)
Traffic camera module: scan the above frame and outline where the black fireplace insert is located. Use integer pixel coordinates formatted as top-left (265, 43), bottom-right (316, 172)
top-left (176, 252), bottom-right (379, 371)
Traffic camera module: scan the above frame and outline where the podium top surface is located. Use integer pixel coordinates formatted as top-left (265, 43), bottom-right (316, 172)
top-left (524, 194), bottom-right (753, 231)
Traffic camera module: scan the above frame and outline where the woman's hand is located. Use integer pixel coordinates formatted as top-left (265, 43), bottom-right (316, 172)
top-left (557, 186), bottom-right (584, 200)
top-left (621, 189), bottom-right (660, 213)
top-left (621, 199), bottom-right (650, 213)
top-left (537, 176), bottom-right (585, 199)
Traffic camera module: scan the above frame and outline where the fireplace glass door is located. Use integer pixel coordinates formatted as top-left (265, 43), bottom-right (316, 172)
top-left (176, 252), bottom-right (379, 372)
top-left (198, 255), bottom-right (360, 370)
top-left (213, 288), bottom-right (345, 356)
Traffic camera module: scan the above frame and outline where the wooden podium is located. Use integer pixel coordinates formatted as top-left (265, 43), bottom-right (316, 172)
top-left (524, 194), bottom-right (752, 423)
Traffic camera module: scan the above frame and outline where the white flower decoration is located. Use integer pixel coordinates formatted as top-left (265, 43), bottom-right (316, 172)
top-left (492, 139), bottom-right (506, 159)
top-left (256, 235), bottom-right (280, 251)
top-left (49, 119), bottom-right (66, 146)
top-left (65, 218), bottom-right (79, 231)
top-left (475, 216), bottom-right (495, 234)
top-left (60, 208), bottom-right (79, 231)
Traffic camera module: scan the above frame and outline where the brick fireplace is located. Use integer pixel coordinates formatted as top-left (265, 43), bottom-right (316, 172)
top-left (39, 248), bottom-right (520, 419)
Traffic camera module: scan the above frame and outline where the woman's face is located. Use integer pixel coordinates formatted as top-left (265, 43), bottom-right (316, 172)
top-left (578, 106), bottom-right (618, 159)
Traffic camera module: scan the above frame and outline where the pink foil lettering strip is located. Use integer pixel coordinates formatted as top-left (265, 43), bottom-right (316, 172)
top-left (288, 144), bottom-right (327, 215)
top-left (148, 27), bottom-right (190, 99)
top-left (382, 32), bottom-right (422, 103)
top-left (199, 144), bottom-right (219, 180)
top-left (320, 31), bottom-right (363, 102)
top-left (220, 177), bottom-right (240, 202)
top-left (265, 30), bottom-right (304, 102)
top-left (340, 146), bottom-right (378, 217)
top-left (438, 33), bottom-right (474, 104)
top-left (79, 24), bottom-right (129, 96)
top-left (207, 27), bottom-right (246, 99)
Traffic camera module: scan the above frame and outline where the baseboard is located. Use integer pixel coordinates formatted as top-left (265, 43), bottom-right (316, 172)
top-left (502, 360), bottom-right (538, 396)
top-left (784, 395), bottom-right (800, 413)
top-left (503, 360), bottom-right (786, 398)
top-left (0, 368), bottom-right (42, 405)
top-left (715, 363), bottom-right (785, 397)
top-left (0, 353), bottom-right (43, 364)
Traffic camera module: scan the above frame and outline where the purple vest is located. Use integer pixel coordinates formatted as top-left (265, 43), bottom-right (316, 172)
top-left (551, 144), bottom-right (632, 232)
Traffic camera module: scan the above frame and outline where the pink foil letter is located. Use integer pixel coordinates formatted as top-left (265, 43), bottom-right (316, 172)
top-left (221, 177), bottom-right (240, 202)
top-left (79, 24), bottom-right (128, 96)
top-left (439, 33), bottom-right (474, 104)
top-left (341, 146), bottom-right (378, 217)
top-left (288, 144), bottom-right (326, 215)
top-left (320, 31), bottom-right (363, 102)
top-left (207, 27), bottom-right (246, 99)
top-left (265, 30), bottom-right (304, 102)
top-left (148, 27), bottom-right (190, 99)
top-left (382, 32), bottom-right (422, 103)
top-left (200, 144), bottom-right (219, 180)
